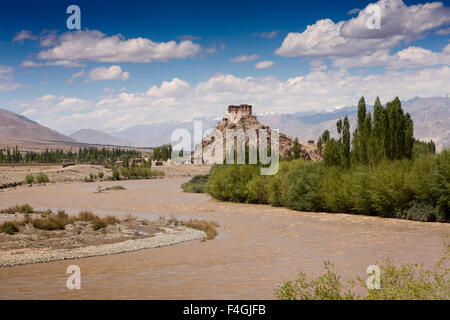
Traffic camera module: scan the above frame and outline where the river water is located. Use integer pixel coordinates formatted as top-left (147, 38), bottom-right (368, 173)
top-left (0, 178), bottom-right (448, 299)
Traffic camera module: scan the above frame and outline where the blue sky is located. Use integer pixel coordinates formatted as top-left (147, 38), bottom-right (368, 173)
top-left (0, 0), bottom-right (449, 133)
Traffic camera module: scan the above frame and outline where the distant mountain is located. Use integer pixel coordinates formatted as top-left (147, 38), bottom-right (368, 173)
top-left (0, 108), bottom-right (75, 142)
top-left (260, 97), bottom-right (449, 151)
top-left (69, 129), bottom-right (135, 147)
top-left (113, 119), bottom-right (218, 148)
top-left (110, 97), bottom-right (449, 151)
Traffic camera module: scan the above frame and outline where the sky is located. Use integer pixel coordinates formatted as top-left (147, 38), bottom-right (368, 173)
top-left (0, 0), bottom-right (449, 134)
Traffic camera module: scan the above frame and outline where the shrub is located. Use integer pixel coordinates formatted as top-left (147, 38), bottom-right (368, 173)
top-left (276, 239), bottom-right (449, 300)
top-left (92, 220), bottom-right (107, 230)
top-left (98, 171), bottom-right (104, 179)
top-left (181, 174), bottom-right (209, 193)
top-left (120, 168), bottom-right (130, 179)
top-left (0, 221), bottom-right (19, 235)
top-left (112, 168), bottom-right (120, 180)
top-left (77, 211), bottom-right (98, 222)
top-left (25, 174), bottom-right (35, 184)
top-left (183, 219), bottom-right (219, 240)
top-left (103, 215), bottom-right (120, 225)
top-left (36, 173), bottom-right (49, 184)
top-left (18, 203), bottom-right (34, 213)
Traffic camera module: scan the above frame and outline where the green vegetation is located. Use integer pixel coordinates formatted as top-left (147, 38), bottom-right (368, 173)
top-left (25, 174), bottom-right (35, 184)
top-left (98, 171), bottom-right (104, 179)
top-left (152, 144), bottom-right (172, 161)
top-left (0, 146), bottom-right (141, 164)
top-left (207, 151), bottom-right (449, 222)
top-left (276, 239), bottom-right (449, 300)
top-left (95, 185), bottom-right (127, 193)
top-left (0, 205), bottom-right (120, 232)
top-left (318, 97), bottom-right (432, 168)
top-left (168, 216), bottom-right (219, 240)
top-left (35, 173), bottom-right (49, 184)
top-left (206, 96), bottom-right (447, 222)
top-left (181, 174), bottom-right (210, 193)
top-left (0, 221), bottom-right (19, 235)
top-left (24, 173), bottom-right (49, 184)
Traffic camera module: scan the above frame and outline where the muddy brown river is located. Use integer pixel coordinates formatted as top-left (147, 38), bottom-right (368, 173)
top-left (0, 178), bottom-right (449, 299)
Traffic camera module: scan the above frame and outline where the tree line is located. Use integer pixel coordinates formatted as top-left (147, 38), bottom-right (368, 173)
top-left (0, 146), bottom-right (141, 163)
top-left (317, 97), bottom-right (435, 168)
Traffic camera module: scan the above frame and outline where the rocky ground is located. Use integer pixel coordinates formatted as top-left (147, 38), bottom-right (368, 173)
top-left (0, 212), bottom-right (206, 267)
top-left (0, 164), bottom-right (111, 186)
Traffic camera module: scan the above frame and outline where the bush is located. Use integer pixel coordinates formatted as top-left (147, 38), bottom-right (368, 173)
top-left (112, 168), bottom-right (120, 180)
top-left (98, 171), bottom-right (104, 179)
top-left (182, 219), bottom-right (219, 240)
top-left (18, 203), bottom-right (34, 213)
top-left (181, 174), bottom-right (209, 193)
top-left (206, 149), bottom-right (449, 222)
top-left (276, 239), bottom-right (449, 300)
top-left (25, 174), bottom-right (35, 184)
top-left (36, 172), bottom-right (49, 184)
top-left (77, 211), bottom-right (98, 222)
top-left (0, 221), bottom-right (19, 235)
top-left (120, 168), bottom-right (130, 179)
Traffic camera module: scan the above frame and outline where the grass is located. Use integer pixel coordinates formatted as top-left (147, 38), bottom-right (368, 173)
top-left (181, 174), bottom-right (209, 193)
top-left (168, 216), bottom-right (219, 240)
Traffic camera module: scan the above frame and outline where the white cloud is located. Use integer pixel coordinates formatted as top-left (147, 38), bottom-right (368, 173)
top-left (37, 30), bottom-right (201, 65)
top-left (68, 70), bottom-right (85, 83)
top-left (13, 30), bottom-right (37, 42)
top-left (251, 31), bottom-right (278, 39)
top-left (436, 27), bottom-right (450, 35)
top-left (12, 66), bottom-right (450, 133)
top-left (0, 65), bottom-right (20, 91)
top-left (86, 66), bottom-right (129, 81)
top-left (333, 44), bottom-right (450, 69)
top-left (347, 8), bottom-right (360, 15)
top-left (21, 60), bottom-right (43, 67)
top-left (230, 54), bottom-right (259, 63)
top-left (276, 0), bottom-right (450, 59)
top-left (254, 60), bottom-right (274, 69)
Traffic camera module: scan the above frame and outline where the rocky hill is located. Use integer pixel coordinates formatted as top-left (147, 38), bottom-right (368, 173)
top-left (199, 104), bottom-right (321, 162)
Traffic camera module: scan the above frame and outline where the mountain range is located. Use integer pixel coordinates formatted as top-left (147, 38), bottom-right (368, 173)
top-left (0, 97), bottom-right (448, 151)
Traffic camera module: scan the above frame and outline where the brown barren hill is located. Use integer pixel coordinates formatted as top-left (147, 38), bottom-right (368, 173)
top-left (0, 108), bottom-right (75, 143)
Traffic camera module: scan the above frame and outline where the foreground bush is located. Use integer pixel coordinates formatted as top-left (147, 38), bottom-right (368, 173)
top-left (276, 240), bottom-right (449, 300)
top-left (35, 173), bottom-right (49, 184)
top-left (0, 221), bottom-right (19, 235)
top-left (206, 150), bottom-right (449, 222)
top-left (181, 174), bottom-right (210, 193)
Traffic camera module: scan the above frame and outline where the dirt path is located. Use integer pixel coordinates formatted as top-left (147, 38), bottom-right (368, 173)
top-left (0, 178), bottom-right (448, 299)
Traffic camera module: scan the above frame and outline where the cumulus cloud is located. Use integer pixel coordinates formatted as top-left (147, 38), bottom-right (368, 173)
top-left (86, 66), bottom-right (130, 81)
top-left (12, 66), bottom-right (450, 133)
top-left (230, 54), bottom-right (259, 63)
top-left (276, 0), bottom-right (450, 59)
top-left (254, 60), bottom-right (274, 69)
top-left (37, 30), bottom-right (201, 65)
top-left (13, 30), bottom-right (37, 42)
top-left (333, 44), bottom-right (450, 69)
